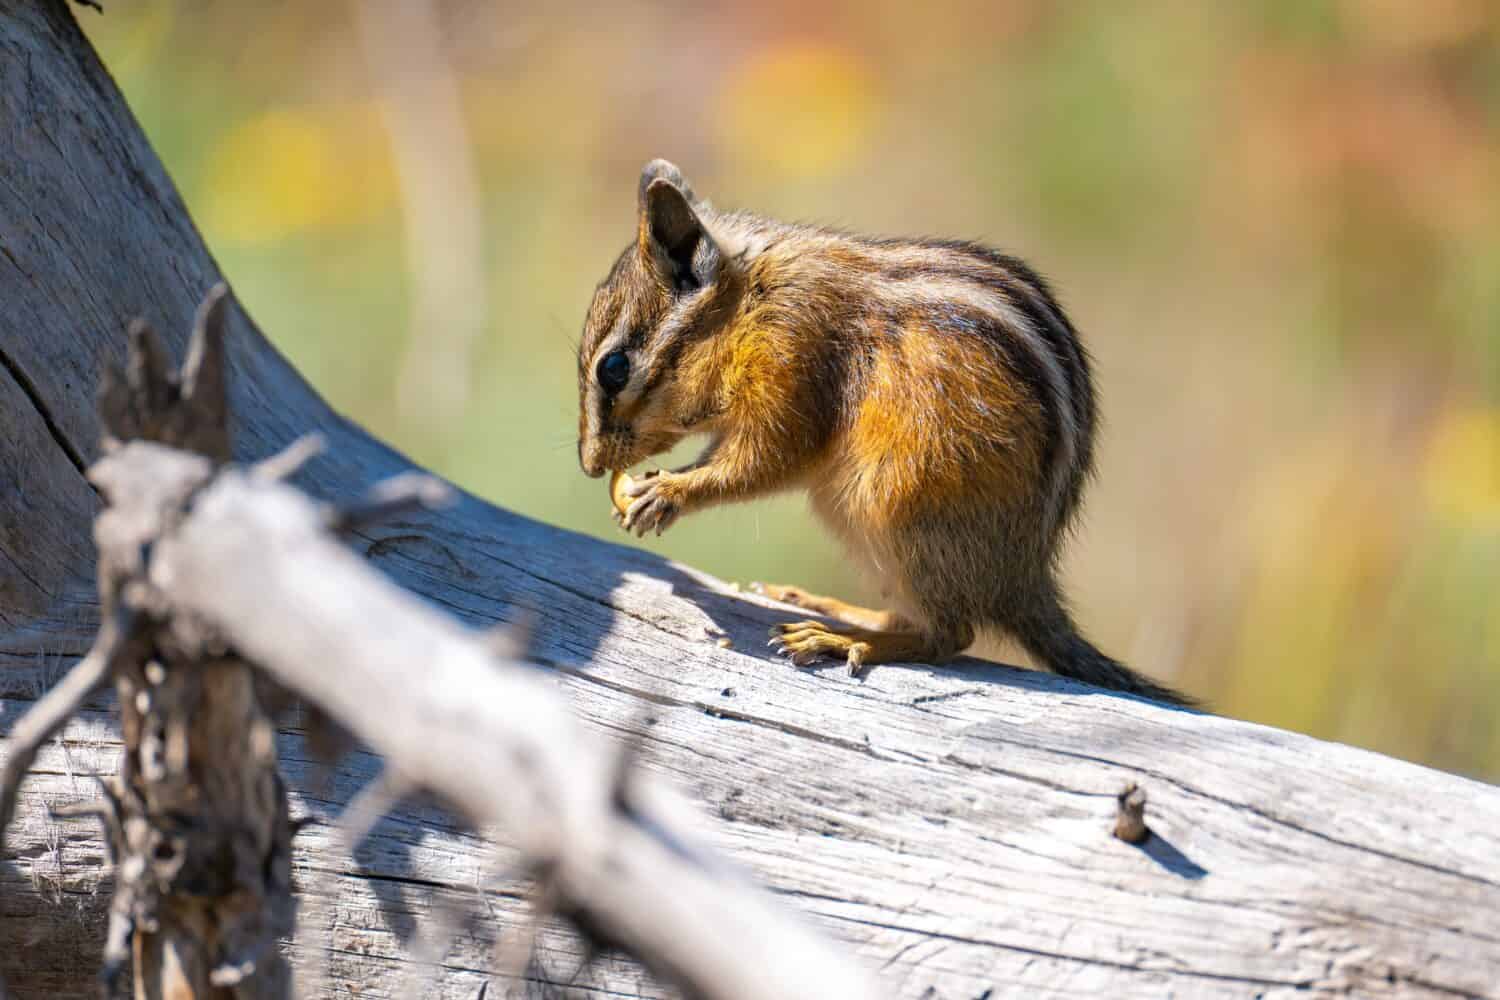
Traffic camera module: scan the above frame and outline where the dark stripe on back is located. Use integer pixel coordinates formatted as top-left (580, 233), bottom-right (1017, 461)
top-left (950, 243), bottom-right (1095, 431)
top-left (926, 305), bottom-right (1061, 486)
top-left (872, 238), bottom-right (1096, 469)
top-left (956, 245), bottom-right (1098, 518)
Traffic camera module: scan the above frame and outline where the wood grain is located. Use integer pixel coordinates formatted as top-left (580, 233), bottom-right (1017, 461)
top-left (0, 2), bottom-right (1497, 998)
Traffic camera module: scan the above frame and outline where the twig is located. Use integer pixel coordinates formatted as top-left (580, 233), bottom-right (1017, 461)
top-left (480, 608), bottom-right (537, 662)
top-left (326, 471), bottom-right (454, 534)
top-left (0, 615), bottom-right (134, 998)
top-left (252, 432), bottom-right (326, 483)
top-left (495, 876), bottom-right (558, 991)
top-left (339, 768), bottom-right (414, 861)
top-left (394, 886), bottom-right (469, 1000)
top-left (0, 611), bottom-right (131, 853)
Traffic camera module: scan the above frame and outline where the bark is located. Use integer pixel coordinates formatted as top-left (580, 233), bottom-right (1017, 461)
top-left (0, 2), bottom-right (1498, 998)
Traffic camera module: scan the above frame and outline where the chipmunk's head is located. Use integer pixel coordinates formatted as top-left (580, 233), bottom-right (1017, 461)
top-left (576, 159), bottom-right (737, 478)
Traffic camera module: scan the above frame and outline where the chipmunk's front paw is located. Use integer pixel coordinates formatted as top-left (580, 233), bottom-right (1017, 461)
top-left (619, 471), bottom-right (686, 537)
top-left (769, 620), bottom-right (872, 675)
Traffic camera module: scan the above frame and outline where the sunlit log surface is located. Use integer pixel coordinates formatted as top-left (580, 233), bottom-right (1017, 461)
top-left (1, 2), bottom-right (1497, 997)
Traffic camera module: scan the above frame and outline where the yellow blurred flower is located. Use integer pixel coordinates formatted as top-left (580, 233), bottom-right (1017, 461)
top-left (716, 41), bottom-right (877, 180)
top-left (1425, 406), bottom-right (1500, 522)
top-left (203, 106), bottom-right (394, 244)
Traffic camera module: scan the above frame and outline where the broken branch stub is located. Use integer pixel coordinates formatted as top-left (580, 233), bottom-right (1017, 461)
top-left (98, 282), bottom-right (232, 463)
top-left (2, 289), bottom-right (294, 1000)
top-left (93, 290), bottom-right (292, 1000)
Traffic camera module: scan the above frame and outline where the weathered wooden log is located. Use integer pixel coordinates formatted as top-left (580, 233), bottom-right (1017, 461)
top-left (1, 2), bottom-right (1498, 998)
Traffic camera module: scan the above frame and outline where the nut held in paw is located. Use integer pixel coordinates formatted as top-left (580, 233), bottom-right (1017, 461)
top-left (609, 469), bottom-right (635, 517)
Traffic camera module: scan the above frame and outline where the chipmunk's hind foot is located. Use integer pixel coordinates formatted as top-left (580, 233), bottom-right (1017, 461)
top-left (769, 621), bottom-right (959, 678)
top-left (749, 582), bottom-right (905, 632)
top-left (769, 621), bottom-right (913, 676)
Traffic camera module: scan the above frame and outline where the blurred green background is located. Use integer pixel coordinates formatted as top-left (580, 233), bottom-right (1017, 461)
top-left (81, 2), bottom-right (1499, 778)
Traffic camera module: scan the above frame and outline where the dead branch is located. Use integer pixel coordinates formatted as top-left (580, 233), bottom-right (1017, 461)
top-left (100, 403), bottom-right (879, 1000)
top-left (1, 5), bottom-right (1499, 999)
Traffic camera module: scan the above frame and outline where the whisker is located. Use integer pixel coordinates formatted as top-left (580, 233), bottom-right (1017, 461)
top-left (545, 311), bottom-right (581, 357)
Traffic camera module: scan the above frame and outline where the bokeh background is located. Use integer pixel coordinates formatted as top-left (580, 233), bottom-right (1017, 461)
top-left (82, 2), bottom-right (1499, 779)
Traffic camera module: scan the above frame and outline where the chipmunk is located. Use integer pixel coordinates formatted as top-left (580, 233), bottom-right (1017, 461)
top-left (575, 159), bottom-right (1191, 706)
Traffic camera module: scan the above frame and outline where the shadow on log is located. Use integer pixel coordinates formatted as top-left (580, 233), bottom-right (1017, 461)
top-left (1, 2), bottom-right (1498, 998)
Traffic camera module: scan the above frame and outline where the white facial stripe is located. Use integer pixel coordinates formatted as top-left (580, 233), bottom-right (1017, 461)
top-left (615, 361), bottom-right (647, 406)
top-left (879, 277), bottom-right (1081, 530)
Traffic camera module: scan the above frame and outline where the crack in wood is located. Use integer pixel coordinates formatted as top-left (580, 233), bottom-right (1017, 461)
top-left (0, 342), bottom-right (88, 478)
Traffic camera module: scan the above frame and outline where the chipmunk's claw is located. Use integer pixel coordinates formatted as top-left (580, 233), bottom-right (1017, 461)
top-left (768, 620), bottom-right (870, 672)
top-left (619, 472), bottom-right (681, 538)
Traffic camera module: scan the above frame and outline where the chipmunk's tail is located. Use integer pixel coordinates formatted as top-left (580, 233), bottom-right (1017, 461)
top-left (1011, 587), bottom-right (1196, 707)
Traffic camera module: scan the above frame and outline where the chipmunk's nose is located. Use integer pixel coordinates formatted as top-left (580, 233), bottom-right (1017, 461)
top-left (579, 439), bottom-right (607, 478)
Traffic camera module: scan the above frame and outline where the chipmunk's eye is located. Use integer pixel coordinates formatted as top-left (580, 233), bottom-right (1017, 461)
top-left (596, 350), bottom-right (631, 394)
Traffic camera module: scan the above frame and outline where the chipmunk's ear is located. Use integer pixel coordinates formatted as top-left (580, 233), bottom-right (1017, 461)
top-left (638, 158), bottom-right (699, 207)
top-left (639, 175), bottom-right (721, 293)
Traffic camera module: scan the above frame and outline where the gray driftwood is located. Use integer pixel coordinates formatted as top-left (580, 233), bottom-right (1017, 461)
top-left (1, 2), bottom-right (1499, 997)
